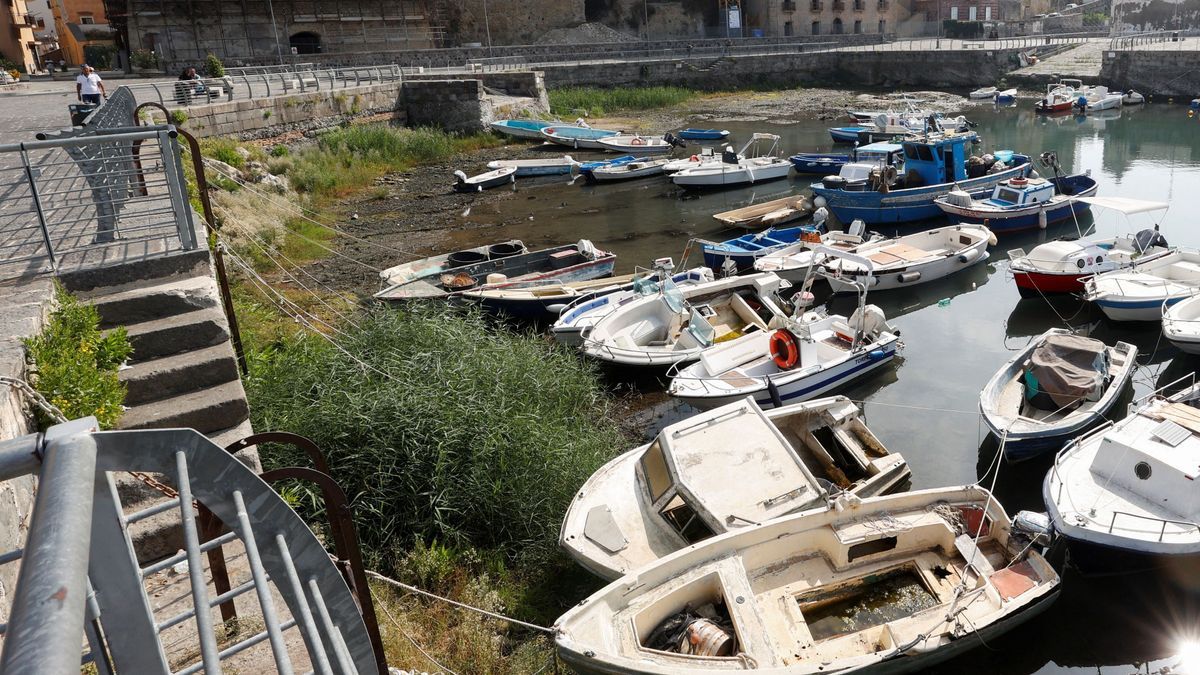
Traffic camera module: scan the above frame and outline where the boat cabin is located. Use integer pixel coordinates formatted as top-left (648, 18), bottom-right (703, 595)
top-left (900, 131), bottom-right (977, 187)
top-left (851, 142), bottom-right (904, 168)
top-left (987, 176), bottom-right (1055, 207)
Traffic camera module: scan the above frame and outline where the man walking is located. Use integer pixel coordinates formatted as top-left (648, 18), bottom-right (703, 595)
top-left (76, 64), bottom-right (106, 105)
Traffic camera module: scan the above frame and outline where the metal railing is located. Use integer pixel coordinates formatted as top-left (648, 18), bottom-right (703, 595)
top-left (117, 64), bottom-right (404, 110)
top-left (1109, 29), bottom-right (1200, 50)
top-left (1107, 510), bottom-right (1200, 541)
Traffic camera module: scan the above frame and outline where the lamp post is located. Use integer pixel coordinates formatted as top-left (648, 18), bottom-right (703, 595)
top-left (266, 0), bottom-right (283, 65)
top-left (644, 0), bottom-right (650, 39)
top-left (483, 0), bottom-right (493, 54)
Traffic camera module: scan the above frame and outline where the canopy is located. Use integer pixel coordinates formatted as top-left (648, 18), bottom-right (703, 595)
top-left (1028, 334), bottom-right (1106, 408)
top-left (1073, 196), bottom-right (1169, 215)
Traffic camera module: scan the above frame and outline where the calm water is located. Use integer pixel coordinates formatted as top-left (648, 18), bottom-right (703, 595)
top-left (463, 101), bottom-right (1200, 673)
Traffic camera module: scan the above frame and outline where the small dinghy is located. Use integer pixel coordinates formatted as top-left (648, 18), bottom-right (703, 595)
top-left (541, 125), bottom-right (621, 149)
top-left (1083, 247), bottom-right (1200, 322)
top-left (579, 272), bottom-right (792, 369)
top-left (753, 218), bottom-right (880, 282)
top-left (820, 224), bottom-right (994, 294)
top-left (489, 118), bottom-right (556, 140)
top-left (595, 133), bottom-right (681, 154)
top-left (700, 224), bottom-right (827, 274)
top-left (670, 248), bottom-right (901, 410)
top-left (994, 88), bottom-right (1017, 104)
top-left (486, 155), bottom-right (576, 177)
top-left (556, 485), bottom-right (1061, 673)
top-left (789, 151), bottom-right (849, 174)
top-left (575, 154), bottom-right (638, 174)
top-left (1162, 294), bottom-right (1200, 354)
top-left (980, 329), bottom-right (1137, 461)
top-left (672, 134), bottom-right (792, 189)
top-left (712, 194), bottom-right (814, 230)
top-left (1044, 379), bottom-right (1200, 574)
top-left (1123, 90), bottom-right (1146, 105)
top-left (552, 266), bottom-right (715, 347)
top-left (378, 240), bottom-right (527, 287)
top-left (676, 128), bottom-right (729, 141)
top-left (935, 171), bottom-right (1098, 234)
top-left (585, 157), bottom-right (672, 182)
top-left (970, 86), bottom-right (999, 99)
top-left (452, 166), bottom-right (515, 192)
top-left (560, 396), bottom-right (910, 580)
top-left (375, 240), bottom-right (616, 301)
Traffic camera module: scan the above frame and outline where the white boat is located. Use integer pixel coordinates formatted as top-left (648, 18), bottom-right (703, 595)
top-left (672, 134), bottom-right (792, 189)
top-left (559, 396), bottom-right (910, 580)
top-left (663, 146), bottom-right (734, 173)
top-left (459, 262), bottom-right (683, 320)
top-left (670, 247), bottom-right (902, 411)
top-left (712, 194), bottom-right (814, 231)
top-left (453, 166), bottom-right (516, 192)
top-left (552, 266), bottom-right (715, 347)
top-left (378, 240), bottom-right (526, 286)
top-left (579, 272), bottom-right (792, 368)
top-left (1162, 294), bottom-right (1200, 354)
top-left (556, 485), bottom-right (1061, 674)
top-left (1123, 90), bottom-right (1146, 105)
top-left (753, 218), bottom-right (877, 282)
top-left (1082, 85), bottom-right (1123, 112)
top-left (1083, 247), bottom-right (1200, 322)
top-left (821, 224), bottom-right (994, 293)
top-left (595, 134), bottom-right (679, 154)
top-left (486, 155), bottom-right (576, 177)
top-left (979, 328), bottom-right (1137, 462)
top-left (969, 86), bottom-right (999, 99)
top-left (587, 157), bottom-right (672, 182)
top-left (1044, 379), bottom-right (1200, 574)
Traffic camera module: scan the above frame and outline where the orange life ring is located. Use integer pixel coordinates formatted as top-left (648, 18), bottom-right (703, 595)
top-left (1009, 176), bottom-right (1028, 187)
top-left (769, 329), bottom-right (801, 370)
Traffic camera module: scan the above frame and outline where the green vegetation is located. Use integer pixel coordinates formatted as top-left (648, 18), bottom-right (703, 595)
top-left (204, 53), bottom-right (225, 78)
top-left (549, 85), bottom-right (698, 117)
top-left (130, 49), bottom-right (159, 70)
top-left (23, 283), bottom-right (132, 429)
top-left (169, 109), bottom-right (188, 126)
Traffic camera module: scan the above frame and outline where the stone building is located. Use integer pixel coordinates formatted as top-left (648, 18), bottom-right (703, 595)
top-left (745, 0), bottom-right (911, 36)
top-left (0, 0), bottom-right (41, 72)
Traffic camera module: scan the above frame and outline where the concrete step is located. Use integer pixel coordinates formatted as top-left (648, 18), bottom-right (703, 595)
top-left (120, 342), bottom-right (240, 406)
top-left (118, 379), bottom-right (249, 434)
top-left (58, 248), bottom-right (211, 293)
top-left (90, 275), bottom-right (220, 329)
top-left (122, 307), bottom-right (230, 363)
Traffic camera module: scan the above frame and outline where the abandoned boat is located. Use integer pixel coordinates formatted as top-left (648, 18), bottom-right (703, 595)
top-left (377, 240), bottom-right (527, 287)
top-left (452, 166), bottom-right (516, 192)
top-left (541, 125), bottom-right (622, 149)
top-left (712, 194), bottom-right (814, 231)
top-left (489, 118), bottom-right (557, 140)
top-left (486, 156), bottom-right (577, 177)
top-left (585, 157), bottom-right (672, 182)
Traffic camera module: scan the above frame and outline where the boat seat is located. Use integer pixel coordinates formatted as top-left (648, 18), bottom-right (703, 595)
top-left (954, 534), bottom-right (996, 576)
top-left (730, 293), bottom-right (769, 331)
top-left (1167, 261), bottom-right (1200, 280)
top-left (621, 319), bottom-right (665, 347)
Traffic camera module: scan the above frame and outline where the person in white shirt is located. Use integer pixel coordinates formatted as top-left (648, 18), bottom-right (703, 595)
top-left (75, 65), bottom-right (105, 105)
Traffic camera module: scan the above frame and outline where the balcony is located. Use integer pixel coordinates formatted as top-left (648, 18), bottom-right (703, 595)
top-left (9, 10), bottom-right (36, 27)
top-left (809, 0), bottom-right (823, 11)
top-left (783, 0), bottom-right (797, 11)
top-left (853, 0), bottom-right (865, 10)
top-left (832, 0), bottom-right (846, 11)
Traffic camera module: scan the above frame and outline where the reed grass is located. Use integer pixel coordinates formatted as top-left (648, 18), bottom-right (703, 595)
top-left (548, 85), bottom-right (698, 117)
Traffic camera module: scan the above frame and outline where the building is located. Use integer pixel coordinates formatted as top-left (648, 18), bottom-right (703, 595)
top-left (49, 0), bottom-right (117, 67)
top-left (748, 0), bottom-right (910, 36)
top-left (0, 0), bottom-right (41, 72)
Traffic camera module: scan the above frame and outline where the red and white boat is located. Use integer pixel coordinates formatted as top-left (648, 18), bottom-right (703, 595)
top-left (1035, 79), bottom-right (1081, 114)
top-left (1007, 197), bottom-right (1171, 298)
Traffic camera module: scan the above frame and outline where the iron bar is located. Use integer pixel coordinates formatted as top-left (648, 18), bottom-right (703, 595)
top-left (175, 450), bottom-right (222, 674)
top-left (233, 490), bottom-right (295, 674)
top-left (276, 535), bottom-right (335, 675)
top-left (0, 432), bottom-right (40, 481)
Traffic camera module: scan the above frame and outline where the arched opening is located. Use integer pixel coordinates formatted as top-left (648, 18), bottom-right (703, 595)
top-left (289, 31), bottom-right (322, 55)
top-left (832, 17), bottom-right (844, 34)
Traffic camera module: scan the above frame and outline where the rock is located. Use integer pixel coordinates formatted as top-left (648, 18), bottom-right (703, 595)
top-left (259, 173), bottom-right (289, 194)
top-left (204, 159), bottom-right (240, 179)
top-left (234, 146), bottom-right (252, 160)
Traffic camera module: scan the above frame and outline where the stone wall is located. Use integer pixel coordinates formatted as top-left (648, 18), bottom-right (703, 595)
top-left (1101, 49), bottom-right (1200, 96)
top-left (176, 82), bottom-right (406, 139)
top-left (402, 78), bottom-right (489, 132)
top-left (441, 0), bottom-right (586, 45)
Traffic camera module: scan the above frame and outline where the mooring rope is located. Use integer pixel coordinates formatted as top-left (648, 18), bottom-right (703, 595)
top-left (366, 570), bottom-right (556, 635)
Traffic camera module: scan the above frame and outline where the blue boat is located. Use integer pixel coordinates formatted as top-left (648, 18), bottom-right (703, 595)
top-left (934, 172), bottom-right (1098, 234)
top-left (790, 141), bottom-right (906, 176)
top-left (541, 125), bottom-right (621, 149)
top-left (829, 126), bottom-right (869, 143)
top-left (811, 132), bottom-right (1032, 225)
top-left (490, 119), bottom-right (559, 141)
top-left (677, 128), bottom-right (730, 141)
top-left (701, 224), bottom-right (823, 273)
top-left (576, 155), bottom-right (638, 173)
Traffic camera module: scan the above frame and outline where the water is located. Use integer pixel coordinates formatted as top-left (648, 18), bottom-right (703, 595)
top-left (464, 101), bottom-right (1200, 672)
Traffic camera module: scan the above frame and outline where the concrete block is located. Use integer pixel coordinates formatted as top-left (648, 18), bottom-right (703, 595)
top-left (87, 273), bottom-right (220, 328)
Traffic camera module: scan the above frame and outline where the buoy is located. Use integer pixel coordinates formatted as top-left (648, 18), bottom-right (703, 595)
top-left (814, 195), bottom-right (827, 208)
top-left (1038, 208), bottom-right (1048, 230)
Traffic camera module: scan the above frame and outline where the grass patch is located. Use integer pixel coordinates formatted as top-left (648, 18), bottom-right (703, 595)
top-left (549, 85), bottom-right (698, 117)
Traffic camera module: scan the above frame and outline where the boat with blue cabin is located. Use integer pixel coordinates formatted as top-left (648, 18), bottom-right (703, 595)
top-left (541, 125), bottom-right (622, 149)
top-left (934, 173), bottom-right (1097, 234)
top-left (701, 224), bottom-right (825, 274)
top-left (676, 128), bottom-right (730, 140)
top-left (811, 131), bottom-right (1033, 225)
top-left (790, 141), bottom-right (905, 176)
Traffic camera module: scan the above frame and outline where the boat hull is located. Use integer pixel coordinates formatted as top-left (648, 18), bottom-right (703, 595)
top-left (489, 120), bottom-right (552, 140)
top-left (1036, 100), bottom-right (1074, 114)
top-left (789, 152), bottom-right (849, 174)
top-left (677, 129), bottom-right (729, 140)
top-left (672, 163), bottom-right (792, 189)
top-left (827, 250), bottom-right (990, 293)
top-left (1013, 270), bottom-right (1090, 298)
top-left (985, 408), bottom-right (1113, 461)
top-left (1094, 294), bottom-right (1187, 322)
top-left (937, 176), bottom-right (1097, 233)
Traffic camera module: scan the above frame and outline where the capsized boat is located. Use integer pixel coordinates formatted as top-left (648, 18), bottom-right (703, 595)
top-left (712, 194), bottom-right (814, 231)
top-left (677, 128), bottom-right (730, 141)
top-left (935, 172), bottom-right (1098, 234)
top-left (810, 131), bottom-right (1032, 225)
top-left (753, 218), bottom-right (878, 282)
top-left (541, 125), bottom-right (621, 149)
top-left (552, 266), bottom-right (716, 347)
top-left (596, 133), bottom-right (681, 154)
top-left (700, 224), bottom-right (826, 275)
top-left (820, 223), bottom-right (994, 294)
top-left (1083, 247), bottom-right (1200, 322)
top-left (489, 118), bottom-right (556, 140)
top-left (487, 155), bottom-right (576, 177)
top-left (579, 272), bottom-right (792, 369)
top-left (670, 247), bottom-right (902, 410)
top-left (585, 157), bottom-right (672, 182)
top-left (559, 396), bottom-right (910, 580)
top-left (980, 329), bottom-right (1137, 461)
top-left (672, 134), bottom-right (792, 189)
top-left (452, 166), bottom-right (516, 192)
top-left (378, 240), bottom-right (527, 287)
top-left (375, 240), bottom-right (615, 301)
top-left (1163, 294), bottom-right (1200, 354)
top-left (556, 485), bottom-right (1061, 673)
top-left (970, 86), bottom-right (999, 99)
top-left (1044, 379), bottom-right (1200, 573)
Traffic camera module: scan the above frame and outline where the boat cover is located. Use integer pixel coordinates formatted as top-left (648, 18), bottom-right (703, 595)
top-left (1027, 334), bottom-right (1106, 408)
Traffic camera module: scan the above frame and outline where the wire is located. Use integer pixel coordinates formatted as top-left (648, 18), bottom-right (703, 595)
top-left (374, 594), bottom-right (461, 675)
top-left (366, 570), bottom-right (555, 635)
top-left (223, 246), bottom-right (353, 339)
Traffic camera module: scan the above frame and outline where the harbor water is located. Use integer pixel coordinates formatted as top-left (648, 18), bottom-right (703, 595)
top-left (458, 101), bottom-right (1200, 673)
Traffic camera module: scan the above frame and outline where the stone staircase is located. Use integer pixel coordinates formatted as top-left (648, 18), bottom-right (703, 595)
top-left (1006, 40), bottom-right (1108, 86)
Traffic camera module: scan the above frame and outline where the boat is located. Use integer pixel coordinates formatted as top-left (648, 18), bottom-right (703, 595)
top-left (831, 114), bottom-right (971, 145)
top-left (1036, 79), bottom-right (1081, 114)
top-left (980, 328), bottom-right (1137, 461)
top-left (995, 88), bottom-right (1017, 104)
top-left (585, 157), bottom-right (672, 182)
top-left (820, 223), bottom-right (994, 294)
top-left (700, 224), bottom-right (827, 275)
top-left (452, 166), bottom-right (516, 192)
top-left (668, 248), bottom-right (902, 410)
top-left (934, 171), bottom-right (1098, 234)
top-left (663, 146), bottom-right (732, 173)
top-left (378, 240), bottom-right (527, 287)
top-left (551, 266), bottom-right (716, 347)
top-left (575, 154), bottom-right (638, 174)
top-left (1076, 85), bottom-right (1123, 112)
top-left (789, 152), bottom-right (849, 174)
top-left (813, 145), bottom-right (908, 193)
top-left (676, 128), bottom-right (729, 141)
top-left (541, 125), bottom-right (621, 149)
top-left (579, 272), bottom-right (792, 369)
top-left (374, 240), bottom-right (616, 301)
top-left (1083, 247), bottom-right (1200, 322)
top-left (595, 133), bottom-right (681, 154)
top-left (970, 86), bottom-right (999, 99)
top-left (789, 141), bottom-right (905, 176)
top-left (1123, 90), bottom-right (1146, 105)
top-left (486, 155), bottom-right (576, 177)
top-left (556, 485), bottom-right (1061, 673)
top-left (753, 219), bottom-right (878, 282)
top-left (1044, 379), bottom-right (1200, 574)
top-left (671, 134), bottom-right (792, 189)
top-left (712, 194), bottom-right (813, 230)
top-left (1163, 294), bottom-right (1200, 354)
top-left (559, 396), bottom-right (910, 580)
top-left (489, 118), bottom-right (556, 140)
top-left (810, 131), bottom-right (1032, 225)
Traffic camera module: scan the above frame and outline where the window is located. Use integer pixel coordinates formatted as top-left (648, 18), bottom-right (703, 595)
top-left (833, 17), bottom-right (843, 33)
top-left (659, 494), bottom-right (714, 544)
top-left (812, 20), bottom-right (820, 34)
top-left (640, 440), bottom-right (672, 502)
top-left (784, 20), bottom-right (794, 35)
top-left (878, 19), bottom-right (886, 32)
top-left (950, 6), bottom-right (958, 19)
top-left (985, 6), bottom-right (992, 19)
top-left (968, 6), bottom-right (977, 20)
top-left (80, 14), bottom-right (94, 24)
top-left (854, 19), bottom-right (862, 32)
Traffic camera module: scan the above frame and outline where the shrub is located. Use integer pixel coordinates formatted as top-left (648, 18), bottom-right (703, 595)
top-left (169, 109), bottom-right (188, 126)
top-left (269, 145), bottom-right (290, 157)
top-left (200, 137), bottom-right (246, 168)
top-left (23, 283), bottom-right (132, 429)
top-left (204, 53), bottom-right (225, 78)
top-left (131, 49), bottom-right (158, 69)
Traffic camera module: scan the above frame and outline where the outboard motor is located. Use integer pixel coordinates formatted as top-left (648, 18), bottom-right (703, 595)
top-left (1012, 511), bottom-right (1054, 549)
top-left (1134, 226), bottom-right (1168, 253)
top-left (721, 146), bottom-right (738, 164)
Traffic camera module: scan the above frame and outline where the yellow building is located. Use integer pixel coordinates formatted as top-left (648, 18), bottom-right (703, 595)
top-left (50, 0), bottom-right (115, 68)
top-left (0, 0), bottom-right (39, 73)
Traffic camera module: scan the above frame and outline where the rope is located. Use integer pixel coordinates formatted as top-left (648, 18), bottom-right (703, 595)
top-left (374, 595), bottom-right (461, 675)
top-left (367, 570), bottom-right (556, 635)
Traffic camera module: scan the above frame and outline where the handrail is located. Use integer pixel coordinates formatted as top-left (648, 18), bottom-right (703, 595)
top-left (1107, 510), bottom-right (1200, 541)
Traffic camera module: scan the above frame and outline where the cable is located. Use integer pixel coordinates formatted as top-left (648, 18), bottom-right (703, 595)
top-left (374, 594), bottom-right (461, 675)
top-left (223, 245), bottom-right (354, 339)
top-left (367, 570), bottom-right (555, 635)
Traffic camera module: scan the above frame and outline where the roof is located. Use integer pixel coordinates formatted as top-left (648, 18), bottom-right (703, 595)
top-left (857, 142), bottom-right (903, 152)
top-left (1074, 196), bottom-right (1169, 215)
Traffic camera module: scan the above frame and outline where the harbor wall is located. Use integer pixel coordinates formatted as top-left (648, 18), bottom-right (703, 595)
top-left (1101, 50), bottom-right (1200, 97)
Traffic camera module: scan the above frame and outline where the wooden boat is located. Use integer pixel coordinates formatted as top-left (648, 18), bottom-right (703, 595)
top-left (378, 240), bottom-right (527, 287)
top-left (980, 329), bottom-right (1137, 461)
top-left (821, 224), bottom-right (994, 294)
top-left (486, 156), bottom-right (576, 177)
top-left (1163, 294), bottom-right (1200, 354)
top-left (1083, 247), bottom-right (1200, 322)
top-left (701, 224), bottom-right (826, 274)
top-left (970, 86), bottom-right (999, 99)
top-left (672, 134), bottom-right (792, 190)
top-left (552, 266), bottom-right (715, 347)
top-left (713, 194), bottom-right (813, 230)
top-left (559, 396), bottom-right (910, 580)
top-left (556, 485), bottom-right (1061, 673)
top-left (1044, 379), bottom-right (1200, 574)
top-left (375, 240), bottom-right (615, 302)
top-left (541, 125), bottom-right (621, 149)
top-left (935, 173), bottom-right (1098, 234)
top-left (753, 220), bottom-right (878, 282)
top-left (677, 128), bottom-right (729, 141)
top-left (595, 134), bottom-right (679, 154)
top-left (452, 166), bottom-right (515, 192)
top-left (585, 157), bottom-right (672, 182)
top-left (489, 118), bottom-right (557, 140)
top-left (579, 272), bottom-right (792, 369)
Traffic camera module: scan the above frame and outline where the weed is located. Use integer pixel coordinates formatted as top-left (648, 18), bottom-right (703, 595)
top-left (548, 85), bottom-right (697, 117)
top-left (269, 145), bottom-right (290, 157)
top-left (169, 109), bottom-right (188, 126)
top-left (200, 137), bottom-right (247, 168)
top-left (262, 110), bottom-right (272, 119)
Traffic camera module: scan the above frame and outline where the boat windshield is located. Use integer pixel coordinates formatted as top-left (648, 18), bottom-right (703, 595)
top-left (662, 279), bottom-right (686, 313)
top-left (632, 275), bottom-right (661, 296)
top-left (685, 308), bottom-right (716, 346)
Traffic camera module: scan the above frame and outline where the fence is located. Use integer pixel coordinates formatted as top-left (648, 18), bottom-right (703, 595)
top-left (1109, 29), bottom-right (1200, 50)
top-left (118, 65), bottom-right (403, 110)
